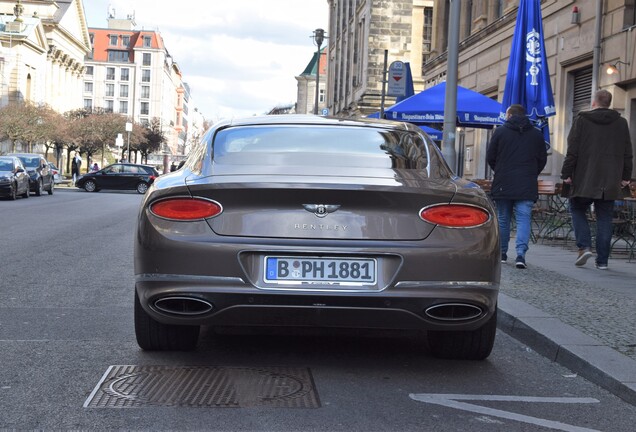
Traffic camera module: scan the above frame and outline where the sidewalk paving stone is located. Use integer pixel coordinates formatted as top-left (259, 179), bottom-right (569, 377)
top-left (497, 241), bottom-right (636, 405)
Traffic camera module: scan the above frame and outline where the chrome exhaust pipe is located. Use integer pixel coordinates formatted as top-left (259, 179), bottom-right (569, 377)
top-left (154, 296), bottom-right (213, 315)
top-left (424, 303), bottom-right (483, 321)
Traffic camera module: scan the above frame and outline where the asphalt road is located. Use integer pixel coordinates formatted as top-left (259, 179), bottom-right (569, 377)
top-left (1, 188), bottom-right (635, 431)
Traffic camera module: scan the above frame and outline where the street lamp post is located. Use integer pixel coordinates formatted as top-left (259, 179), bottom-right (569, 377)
top-left (312, 28), bottom-right (326, 115)
top-left (125, 121), bottom-right (132, 162)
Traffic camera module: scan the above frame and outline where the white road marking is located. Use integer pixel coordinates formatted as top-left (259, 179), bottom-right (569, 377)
top-left (410, 393), bottom-right (600, 432)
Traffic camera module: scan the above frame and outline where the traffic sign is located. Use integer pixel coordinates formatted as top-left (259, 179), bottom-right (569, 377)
top-left (387, 61), bottom-right (406, 97)
top-left (321, 108), bottom-right (329, 115)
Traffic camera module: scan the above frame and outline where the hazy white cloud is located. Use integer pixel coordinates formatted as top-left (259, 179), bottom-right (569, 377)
top-left (84, 0), bottom-right (329, 120)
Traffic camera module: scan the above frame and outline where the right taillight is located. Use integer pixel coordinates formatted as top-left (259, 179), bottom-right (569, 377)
top-left (150, 198), bottom-right (223, 221)
top-left (420, 204), bottom-right (490, 228)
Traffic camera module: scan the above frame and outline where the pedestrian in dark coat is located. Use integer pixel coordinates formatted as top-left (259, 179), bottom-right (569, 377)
top-left (486, 104), bottom-right (547, 269)
top-left (71, 154), bottom-right (81, 186)
top-left (561, 89), bottom-right (633, 270)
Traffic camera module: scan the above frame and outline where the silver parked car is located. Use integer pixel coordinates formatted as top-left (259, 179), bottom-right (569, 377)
top-left (134, 115), bottom-right (500, 359)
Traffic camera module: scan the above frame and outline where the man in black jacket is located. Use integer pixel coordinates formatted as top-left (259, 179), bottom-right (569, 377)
top-left (561, 89), bottom-right (633, 270)
top-left (487, 104), bottom-right (548, 269)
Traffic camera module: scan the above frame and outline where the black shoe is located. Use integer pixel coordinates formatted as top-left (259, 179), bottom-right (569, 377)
top-left (501, 253), bottom-right (507, 263)
top-left (515, 255), bottom-right (527, 269)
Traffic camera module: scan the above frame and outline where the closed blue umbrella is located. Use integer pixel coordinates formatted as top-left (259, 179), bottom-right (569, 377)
top-left (501, 0), bottom-right (556, 148)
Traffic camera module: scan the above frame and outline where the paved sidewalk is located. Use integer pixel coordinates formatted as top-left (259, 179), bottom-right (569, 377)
top-left (497, 241), bottom-right (636, 405)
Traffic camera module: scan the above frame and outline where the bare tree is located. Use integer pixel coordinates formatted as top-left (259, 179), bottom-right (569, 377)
top-left (138, 117), bottom-right (166, 163)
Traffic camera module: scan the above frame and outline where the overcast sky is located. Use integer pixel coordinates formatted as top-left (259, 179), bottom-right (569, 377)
top-left (82, 1), bottom-right (329, 122)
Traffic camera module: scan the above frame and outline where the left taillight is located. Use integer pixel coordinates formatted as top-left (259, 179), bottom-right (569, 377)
top-left (150, 198), bottom-right (223, 221)
top-left (420, 204), bottom-right (490, 228)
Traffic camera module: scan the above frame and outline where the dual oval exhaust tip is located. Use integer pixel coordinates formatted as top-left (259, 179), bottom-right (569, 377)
top-left (154, 296), bottom-right (214, 315)
top-left (424, 303), bottom-right (483, 321)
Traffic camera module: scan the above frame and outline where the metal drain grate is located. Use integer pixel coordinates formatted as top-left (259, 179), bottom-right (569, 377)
top-left (84, 365), bottom-right (320, 408)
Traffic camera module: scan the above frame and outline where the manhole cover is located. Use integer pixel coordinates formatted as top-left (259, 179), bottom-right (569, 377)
top-left (84, 365), bottom-right (320, 408)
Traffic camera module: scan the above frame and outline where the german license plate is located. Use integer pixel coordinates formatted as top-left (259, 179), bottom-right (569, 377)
top-left (265, 256), bottom-right (377, 285)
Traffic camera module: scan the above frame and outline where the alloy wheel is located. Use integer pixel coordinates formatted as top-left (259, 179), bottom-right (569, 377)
top-left (84, 180), bottom-right (97, 192)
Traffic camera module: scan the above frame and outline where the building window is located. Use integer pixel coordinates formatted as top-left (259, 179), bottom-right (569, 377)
top-left (120, 84), bottom-right (129, 98)
top-left (143, 53), bottom-right (151, 66)
top-left (143, 36), bottom-right (152, 47)
top-left (142, 69), bottom-right (151, 82)
top-left (106, 84), bottom-right (115, 97)
top-left (105, 100), bottom-right (114, 113)
top-left (85, 65), bottom-right (94, 75)
top-left (122, 35), bottom-right (130, 47)
top-left (84, 99), bottom-right (93, 109)
top-left (496, 0), bottom-right (505, 19)
top-left (319, 88), bottom-right (325, 103)
top-left (108, 51), bottom-right (129, 62)
top-left (140, 117), bottom-right (149, 126)
top-left (84, 82), bottom-right (93, 93)
top-left (109, 35), bottom-right (118, 46)
top-left (141, 102), bottom-right (149, 115)
top-left (422, 7), bottom-right (433, 64)
top-left (120, 68), bottom-right (129, 81)
top-left (141, 86), bottom-right (150, 98)
top-left (106, 67), bottom-right (115, 80)
top-left (119, 101), bottom-right (128, 114)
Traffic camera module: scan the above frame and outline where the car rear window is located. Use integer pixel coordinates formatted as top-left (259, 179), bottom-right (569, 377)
top-left (212, 125), bottom-right (429, 170)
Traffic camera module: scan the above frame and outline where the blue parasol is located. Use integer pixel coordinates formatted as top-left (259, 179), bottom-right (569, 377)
top-left (501, 0), bottom-right (556, 148)
top-left (384, 82), bottom-right (502, 128)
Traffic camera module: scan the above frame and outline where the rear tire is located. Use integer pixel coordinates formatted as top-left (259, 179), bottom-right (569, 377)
top-left (427, 308), bottom-right (497, 360)
top-left (84, 180), bottom-right (97, 192)
top-left (134, 291), bottom-right (200, 351)
top-left (136, 182), bottom-right (149, 194)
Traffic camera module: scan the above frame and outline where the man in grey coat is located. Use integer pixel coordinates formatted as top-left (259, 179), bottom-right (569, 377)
top-left (561, 89), bottom-right (633, 269)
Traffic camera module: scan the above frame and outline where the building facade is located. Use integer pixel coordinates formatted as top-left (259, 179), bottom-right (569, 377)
top-left (85, 15), bottom-right (188, 158)
top-left (326, 0), bottom-right (434, 117)
top-left (423, 0), bottom-right (636, 181)
top-left (0, 0), bottom-right (90, 113)
top-left (296, 47), bottom-right (327, 114)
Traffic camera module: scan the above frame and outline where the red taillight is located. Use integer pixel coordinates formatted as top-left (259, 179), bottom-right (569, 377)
top-left (420, 204), bottom-right (490, 227)
top-left (150, 198), bottom-right (223, 220)
top-left (149, 175), bottom-right (156, 181)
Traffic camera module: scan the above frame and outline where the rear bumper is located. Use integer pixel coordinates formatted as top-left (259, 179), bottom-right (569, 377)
top-left (135, 275), bottom-right (499, 331)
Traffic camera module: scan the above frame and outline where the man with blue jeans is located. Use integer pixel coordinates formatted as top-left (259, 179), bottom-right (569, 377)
top-left (561, 90), bottom-right (633, 269)
top-left (487, 104), bottom-right (547, 269)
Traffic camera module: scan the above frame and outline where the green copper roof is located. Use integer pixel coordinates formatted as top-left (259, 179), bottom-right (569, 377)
top-left (300, 46), bottom-right (325, 76)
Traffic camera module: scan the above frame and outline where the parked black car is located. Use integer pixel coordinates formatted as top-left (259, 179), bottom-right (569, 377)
top-left (76, 163), bottom-right (159, 194)
top-left (7, 153), bottom-right (54, 196)
top-left (0, 156), bottom-right (30, 200)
